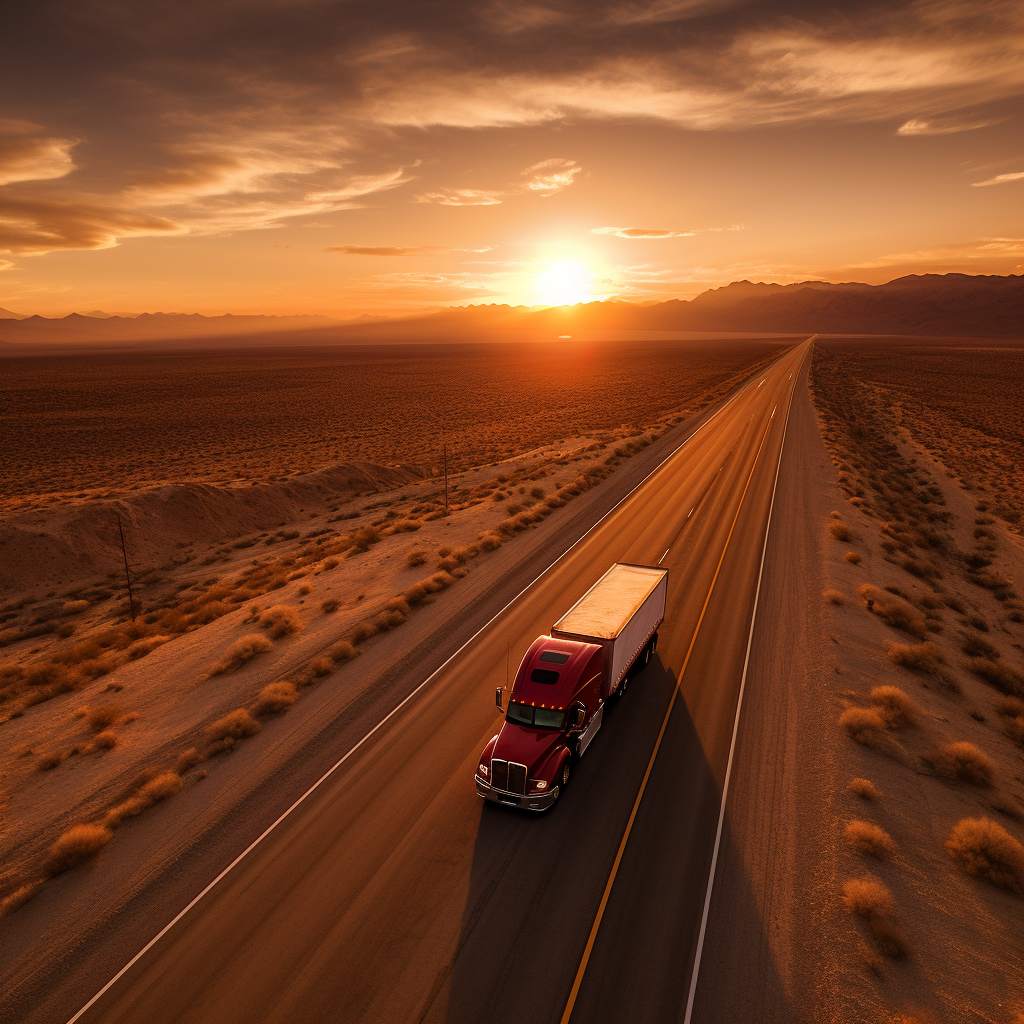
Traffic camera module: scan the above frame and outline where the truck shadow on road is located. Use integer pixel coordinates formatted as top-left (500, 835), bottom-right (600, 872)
top-left (438, 656), bottom-right (795, 1024)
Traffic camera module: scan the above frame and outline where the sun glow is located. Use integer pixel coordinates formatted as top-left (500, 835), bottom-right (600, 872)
top-left (536, 260), bottom-right (593, 306)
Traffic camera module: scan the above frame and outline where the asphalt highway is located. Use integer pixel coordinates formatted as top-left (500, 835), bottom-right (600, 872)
top-left (67, 339), bottom-right (811, 1024)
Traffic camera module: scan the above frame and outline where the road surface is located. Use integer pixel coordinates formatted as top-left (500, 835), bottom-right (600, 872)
top-left (32, 340), bottom-right (818, 1023)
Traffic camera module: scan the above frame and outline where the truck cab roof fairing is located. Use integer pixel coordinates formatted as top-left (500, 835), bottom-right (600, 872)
top-left (512, 635), bottom-right (601, 708)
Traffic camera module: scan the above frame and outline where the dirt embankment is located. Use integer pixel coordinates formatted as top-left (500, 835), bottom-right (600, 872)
top-left (807, 343), bottom-right (1024, 1023)
top-left (0, 462), bottom-right (425, 592)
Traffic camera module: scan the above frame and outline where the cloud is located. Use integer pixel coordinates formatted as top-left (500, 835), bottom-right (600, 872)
top-left (847, 236), bottom-right (1023, 272)
top-left (415, 189), bottom-right (505, 206)
top-left (326, 244), bottom-right (492, 254)
top-left (897, 115), bottom-right (1005, 135)
top-left (592, 226), bottom-right (696, 238)
top-left (970, 170), bottom-right (1024, 187)
top-left (521, 158), bottom-right (580, 194)
top-left (0, 120), bottom-right (77, 186)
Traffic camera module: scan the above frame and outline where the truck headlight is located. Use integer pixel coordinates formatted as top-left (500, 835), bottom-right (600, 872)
top-left (533, 780), bottom-right (547, 790)
top-left (479, 764), bottom-right (489, 776)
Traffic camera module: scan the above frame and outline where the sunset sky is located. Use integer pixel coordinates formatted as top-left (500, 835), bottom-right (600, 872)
top-left (2, 0), bottom-right (1022, 317)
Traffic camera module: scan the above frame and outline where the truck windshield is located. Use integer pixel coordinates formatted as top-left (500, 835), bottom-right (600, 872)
top-left (507, 701), bottom-right (566, 731)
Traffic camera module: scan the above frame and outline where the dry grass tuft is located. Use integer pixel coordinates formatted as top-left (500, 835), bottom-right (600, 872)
top-left (870, 685), bottom-right (918, 728)
top-left (105, 771), bottom-right (183, 827)
top-left (840, 707), bottom-right (892, 750)
top-left (205, 708), bottom-right (261, 743)
top-left (823, 589), bottom-right (846, 605)
top-left (208, 633), bottom-right (273, 676)
top-left (327, 639), bottom-right (357, 663)
top-left (321, 598), bottom-right (340, 614)
top-left (886, 642), bottom-right (943, 674)
top-left (258, 605), bottom-right (302, 639)
top-left (0, 882), bottom-right (41, 920)
top-left (946, 817), bottom-right (1024, 895)
top-left (84, 704), bottom-right (122, 732)
top-left (405, 549), bottom-right (428, 568)
top-left (253, 681), bottom-right (299, 716)
top-left (44, 823), bottom-right (113, 875)
top-left (859, 585), bottom-right (927, 639)
top-left (844, 551), bottom-right (862, 565)
top-left (966, 657), bottom-right (1024, 697)
top-left (842, 876), bottom-right (908, 957)
top-left (923, 741), bottom-right (995, 786)
top-left (850, 777), bottom-right (883, 801)
top-left (829, 521), bottom-right (852, 542)
top-left (93, 729), bottom-right (118, 750)
top-left (845, 820), bottom-right (897, 859)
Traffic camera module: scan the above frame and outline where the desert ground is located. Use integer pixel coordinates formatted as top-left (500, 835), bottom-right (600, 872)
top-left (1, 335), bottom-right (1022, 1024)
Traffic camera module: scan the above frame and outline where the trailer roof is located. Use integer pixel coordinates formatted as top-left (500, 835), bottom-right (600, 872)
top-left (554, 562), bottom-right (667, 640)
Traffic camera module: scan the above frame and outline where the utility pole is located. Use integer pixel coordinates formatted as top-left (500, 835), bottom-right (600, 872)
top-left (443, 441), bottom-right (449, 514)
top-left (117, 513), bottom-right (136, 622)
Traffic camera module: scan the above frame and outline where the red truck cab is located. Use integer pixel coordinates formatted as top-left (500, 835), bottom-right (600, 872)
top-left (475, 635), bottom-right (604, 811)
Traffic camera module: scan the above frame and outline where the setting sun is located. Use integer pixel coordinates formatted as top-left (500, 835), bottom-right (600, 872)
top-left (537, 260), bottom-right (593, 306)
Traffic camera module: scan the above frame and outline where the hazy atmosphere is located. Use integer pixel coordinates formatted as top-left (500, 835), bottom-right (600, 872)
top-left (2, 0), bottom-right (1022, 316)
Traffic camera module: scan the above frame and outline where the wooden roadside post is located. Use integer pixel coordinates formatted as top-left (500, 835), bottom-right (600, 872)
top-left (117, 513), bottom-right (136, 622)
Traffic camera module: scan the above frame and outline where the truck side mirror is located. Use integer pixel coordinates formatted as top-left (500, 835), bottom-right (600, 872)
top-left (572, 706), bottom-right (586, 730)
top-left (496, 687), bottom-right (504, 710)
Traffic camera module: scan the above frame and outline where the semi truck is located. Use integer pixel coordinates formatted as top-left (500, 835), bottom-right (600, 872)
top-left (474, 562), bottom-right (668, 811)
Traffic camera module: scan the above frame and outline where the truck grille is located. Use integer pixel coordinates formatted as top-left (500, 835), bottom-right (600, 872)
top-left (490, 759), bottom-right (528, 794)
top-left (507, 762), bottom-right (527, 794)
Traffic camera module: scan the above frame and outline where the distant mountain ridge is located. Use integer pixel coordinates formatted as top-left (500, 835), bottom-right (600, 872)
top-left (1, 274), bottom-right (1020, 349)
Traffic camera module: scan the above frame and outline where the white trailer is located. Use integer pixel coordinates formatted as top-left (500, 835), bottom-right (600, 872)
top-left (551, 562), bottom-right (668, 699)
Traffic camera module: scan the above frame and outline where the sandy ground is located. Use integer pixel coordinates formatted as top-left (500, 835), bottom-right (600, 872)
top-left (804, 373), bottom-right (1024, 1022)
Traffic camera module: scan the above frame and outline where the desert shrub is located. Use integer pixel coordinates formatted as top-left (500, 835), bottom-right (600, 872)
top-left (175, 747), bottom-right (204, 774)
top-left (322, 557), bottom-right (339, 570)
top-left (208, 633), bottom-right (273, 676)
top-left (254, 681), bottom-right (299, 716)
top-left (859, 584), bottom-right (926, 639)
top-left (0, 883), bottom-right (41, 920)
top-left (960, 634), bottom-right (999, 659)
top-left (995, 696), bottom-right (1024, 718)
top-left (44, 823), bottom-right (113, 875)
top-left (1002, 715), bottom-right (1024, 746)
top-left (845, 820), bottom-right (897, 859)
top-left (923, 741), bottom-right (995, 786)
top-left (870, 685), bottom-right (918, 728)
top-left (829, 521), bottom-right (851, 542)
top-left (823, 589), bottom-right (846, 605)
top-left (850, 778), bottom-right (882, 801)
top-left (205, 708), bottom-right (261, 742)
top-left (477, 531), bottom-right (503, 551)
top-left (886, 642), bottom-right (943, 674)
top-left (84, 704), bottom-right (122, 732)
top-left (840, 707), bottom-right (891, 749)
top-left (966, 657), bottom-right (1024, 696)
top-left (844, 551), bottom-right (862, 565)
top-left (93, 730), bottom-right (118, 750)
top-left (492, 491), bottom-right (506, 502)
top-left (842, 876), bottom-right (908, 957)
top-left (62, 599), bottom-right (90, 615)
top-left (946, 817), bottom-right (1024, 895)
top-left (36, 751), bottom-right (67, 772)
top-left (405, 549), bottom-right (428, 568)
top-left (327, 640), bottom-right (356, 663)
top-left (298, 584), bottom-right (312, 596)
top-left (259, 605), bottom-right (302, 639)
top-left (349, 525), bottom-right (382, 553)
top-left (530, 486), bottom-right (545, 499)
top-left (321, 598), bottom-right (340, 614)
top-left (105, 771), bottom-right (183, 826)
top-left (351, 621), bottom-right (377, 644)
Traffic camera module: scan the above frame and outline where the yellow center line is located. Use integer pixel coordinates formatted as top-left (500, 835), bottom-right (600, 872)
top-left (558, 401), bottom-right (778, 1024)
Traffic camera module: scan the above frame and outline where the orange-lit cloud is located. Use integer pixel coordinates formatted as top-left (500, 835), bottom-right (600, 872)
top-left (896, 115), bottom-right (1005, 135)
top-left (970, 170), bottom-right (1024, 187)
top-left (0, 120), bottom-right (77, 186)
top-left (592, 227), bottom-right (696, 238)
top-left (326, 245), bottom-right (492, 254)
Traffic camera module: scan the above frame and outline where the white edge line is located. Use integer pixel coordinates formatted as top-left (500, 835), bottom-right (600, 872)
top-left (659, 548), bottom-right (670, 564)
top-left (681, 361), bottom-right (797, 1024)
top-left (66, 362), bottom-right (761, 1024)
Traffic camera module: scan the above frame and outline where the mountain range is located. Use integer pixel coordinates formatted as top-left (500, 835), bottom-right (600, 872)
top-left (1, 274), bottom-right (1021, 352)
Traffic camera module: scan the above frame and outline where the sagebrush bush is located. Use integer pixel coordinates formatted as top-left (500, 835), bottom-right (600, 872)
top-left (405, 549), bottom-right (427, 568)
top-left (844, 551), bottom-right (862, 565)
top-left (208, 633), bottom-right (273, 676)
top-left (840, 707), bottom-right (891, 750)
top-left (254, 681), bottom-right (298, 716)
top-left (923, 741), bottom-right (995, 786)
top-left (859, 584), bottom-right (927, 639)
top-left (845, 820), bottom-right (897, 859)
top-left (84, 704), bottom-right (122, 732)
top-left (105, 771), bottom-right (183, 827)
top-left (870, 686), bottom-right (918, 728)
top-left (829, 521), bottom-right (851, 542)
top-left (321, 598), bottom-right (340, 614)
top-left (842, 876), bottom-right (908, 957)
top-left (886, 642), bottom-right (942, 673)
top-left (259, 605), bottom-right (302, 639)
top-left (205, 708), bottom-right (261, 742)
top-left (849, 778), bottom-right (882, 801)
top-left (946, 817), bottom-right (1024, 895)
top-left (966, 657), bottom-right (1024, 696)
top-left (823, 589), bottom-right (846, 605)
top-left (44, 823), bottom-right (113, 875)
